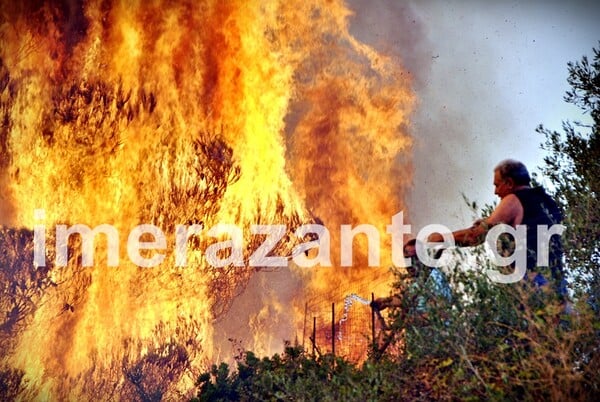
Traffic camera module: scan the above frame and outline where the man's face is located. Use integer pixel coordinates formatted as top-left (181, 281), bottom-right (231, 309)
top-left (493, 170), bottom-right (513, 199)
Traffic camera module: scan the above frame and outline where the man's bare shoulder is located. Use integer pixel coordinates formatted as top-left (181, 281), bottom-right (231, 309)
top-left (486, 194), bottom-right (524, 226)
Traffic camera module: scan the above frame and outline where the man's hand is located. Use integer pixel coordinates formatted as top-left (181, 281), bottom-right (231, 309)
top-left (427, 233), bottom-right (444, 243)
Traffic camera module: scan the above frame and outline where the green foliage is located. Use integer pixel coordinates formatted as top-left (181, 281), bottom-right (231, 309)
top-left (537, 43), bottom-right (600, 304)
top-left (192, 259), bottom-right (599, 401)
top-left (372, 239), bottom-right (599, 400)
top-left (191, 345), bottom-right (392, 402)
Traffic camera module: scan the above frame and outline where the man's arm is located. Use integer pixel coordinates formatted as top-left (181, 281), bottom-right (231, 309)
top-left (429, 194), bottom-right (523, 247)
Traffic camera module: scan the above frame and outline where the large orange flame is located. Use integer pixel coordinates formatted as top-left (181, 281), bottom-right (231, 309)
top-left (0, 0), bottom-right (414, 399)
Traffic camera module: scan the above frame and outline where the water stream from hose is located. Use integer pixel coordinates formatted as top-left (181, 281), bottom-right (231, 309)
top-left (338, 293), bottom-right (371, 340)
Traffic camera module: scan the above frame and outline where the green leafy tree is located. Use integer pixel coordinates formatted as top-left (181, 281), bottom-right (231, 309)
top-left (191, 345), bottom-right (386, 402)
top-left (537, 44), bottom-right (600, 306)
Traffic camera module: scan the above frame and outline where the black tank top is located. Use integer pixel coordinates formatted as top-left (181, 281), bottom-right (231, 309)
top-left (513, 187), bottom-right (563, 277)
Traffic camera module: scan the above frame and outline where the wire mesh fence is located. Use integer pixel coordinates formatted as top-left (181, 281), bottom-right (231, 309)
top-left (300, 276), bottom-right (393, 362)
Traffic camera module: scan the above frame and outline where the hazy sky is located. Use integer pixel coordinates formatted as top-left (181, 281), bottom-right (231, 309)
top-left (348, 0), bottom-right (600, 229)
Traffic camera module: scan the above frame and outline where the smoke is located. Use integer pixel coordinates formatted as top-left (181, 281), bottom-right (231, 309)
top-left (213, 266), bottom-right (304, 360)
top-left (352, 1), bottom-right (600, 231)
top-left (406, 1), bottom-right (516, 229)
top-left (346, 0), bottom-right (520, 231)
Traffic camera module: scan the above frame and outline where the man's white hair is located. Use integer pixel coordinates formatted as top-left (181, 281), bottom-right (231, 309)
top-left (494, 159), bottom-right (531, 185)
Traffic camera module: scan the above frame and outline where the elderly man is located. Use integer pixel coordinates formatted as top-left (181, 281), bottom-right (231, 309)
top-left (374, 159), bottom-right (566, 311)
top-left (428, 159), bottom-right (565, 296)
